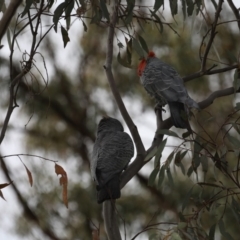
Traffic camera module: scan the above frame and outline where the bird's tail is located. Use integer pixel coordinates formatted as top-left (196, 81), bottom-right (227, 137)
top-left (168, 102), bottom-right (192, 132)
top-left (97, 175), bottom-right (121, 204)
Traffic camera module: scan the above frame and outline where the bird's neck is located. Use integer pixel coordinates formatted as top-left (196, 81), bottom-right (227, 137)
top-left (137, 59), bottom-right (147, 76)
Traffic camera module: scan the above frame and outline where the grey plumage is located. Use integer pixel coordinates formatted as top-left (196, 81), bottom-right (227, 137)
top-left (139, 52), bottom-right (199, 130)
top-left (91, 117), bottom-right (134, 203)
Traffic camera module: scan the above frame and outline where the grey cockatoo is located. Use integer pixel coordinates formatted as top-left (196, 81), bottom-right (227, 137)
top-left (138, 51), bottom-right (199, 131)
top-left (91, 116), bottom-right (134, 203)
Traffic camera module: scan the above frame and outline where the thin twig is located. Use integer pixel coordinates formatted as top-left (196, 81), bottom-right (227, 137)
top-left (183, 64), bottom-right (238, 82)
top-left (200, 0), bottom-right (224, 72)
top-left (1, 153), bottom-right (58, 163)
top-left (227, 0), bottom-right (240, 31)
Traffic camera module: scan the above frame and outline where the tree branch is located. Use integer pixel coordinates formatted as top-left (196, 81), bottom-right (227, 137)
top-left (200, 0), bottom-right (224, 71)
top-left (183, 64), bottom-right (238, 82)
top-left (102, 201), bottom-right (122, 240)
top-left (227, 0), bottom-right (240, 31)
top-left (198, 87), bottom-right (236, 109)
top-left (0, 0), bottom-right (22, 42)
top-left (104, 0), bottom-right (145, 156)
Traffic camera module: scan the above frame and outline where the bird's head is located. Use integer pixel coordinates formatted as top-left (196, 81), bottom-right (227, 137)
top-left (97, 117), bottom-right (124, 133)
top-left (137, 51), bottom-right (156, 76)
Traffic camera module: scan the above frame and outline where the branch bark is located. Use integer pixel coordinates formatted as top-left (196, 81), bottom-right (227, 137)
top-left (104, 0), bottom-right (145, 156)
top-left (103, 201), bottom-right (122, 240)
top-left (0, 0), bottom-right (22, 42)
top-left (200, 0), bottom-right (224, 71)
top-left (227, 0), bottom-right (240, 31)
top-left (183, 64), bottom-right (238, 83)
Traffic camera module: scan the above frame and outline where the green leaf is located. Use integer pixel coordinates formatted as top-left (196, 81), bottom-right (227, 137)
top-left (100, 0), bottom-right (110, 21)
top-left (126, 38), bottom-right (132, 64)
top-left (218, 219), bottom-right (234, 240)
top-left (6, 28), bottom-right (11, 50)
top-left (235, 102), bottom-right (240, 110)
top-left (169, 0), bottom-right (178, 16)
top-left (91, 9), bottom-right (102, 24)
top-left (178, 212), bottom-right (186, 222)
top-left (148, 168), bottom-right (159, 187)
top-left (144, 146), bottom-right (158, 161)
top-left (126, 0), bottom-right (135, 13)
top-left (195, 0), bottom-right (202, 15)
top-left (53, 2), bottom-right (66, 32)
top-left (157, 165), bottom-right (165, 188)
top-left (175, 150), bottom-right (187, 165)
top-left (231, 197), bottom-right (240, 223)
top-left (61, 26), bottom-right (70, 48)
top-left (166, 168), bottom-right (174, 187)
top-left (132, 38), bottom-right (144, 58)
top-left (153, 0), bottom-right (164, 12)
top-left (193, 136), bottom-right (202, 158)
top-left (182, 185), bottom-right (194, 211)
top-left (178, 162), bottom-right (186, 175)
top-left (157, 129), bottom-right (179, 137)
top-left (47, 0), bottom-right (55, 9)
top-left (232, 123), bottom-right (240, 134)
top-left (193, 155), bottom-right (201, 172)
top-left (210, 0), bottom-right (217, 10)
top-left (187, 165), bottom-right (193, 177)
top-left (65, 0), bottom-right (75, 30)
top-left (178, 222), bottom-right (187, 229)
top-left (156, 138), bottom-right (167, 158)
top-left (233, 69), bottom-right (240, 94)
top-left (209, 224), bottom-right (216, 240)
top-left (149, 233), bottom-right (159, 240)
top-left (138, 35), bottom-right (149, 54)
top-left (182, 131), bottom-right (191, 138)
top-left (200, 155), bottom-right (208, 172)
top-left (124, 0), bottom-right (135, 24)
top-left (117, 52), bottom-right (132, 68)
top-left (117, 42), bottom-right (124, 49)
top-left (154, 139), bottom-right (167, 167)
top-left (150, 10), bottom-right (163, 33)
top-left (227, 133), bottom-right (240, 148)
top-left (170, 232), bottom-right (182, 240)
top-left (21, 0), bottom-right (34, 18)
top-left (181, 0), bottom-right (186, 20)
top-left (165, 151), bottom-right (175, 168)
top-left (125, 11), bottom-right (133, 25)
top-left (82, 20), bottom-right (87, 32)
top-left (0, 0), bottom-right (5, 13)
top-left (186, 0), bottom-right (194, 16)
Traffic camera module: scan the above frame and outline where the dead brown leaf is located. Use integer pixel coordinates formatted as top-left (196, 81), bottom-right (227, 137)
top-left (23, 163), bottom-right (33, 187)
top-left (55, 163), bottom-right (68, 208)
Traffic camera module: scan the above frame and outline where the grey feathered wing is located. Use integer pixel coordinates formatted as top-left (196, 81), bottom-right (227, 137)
top-left (142, 58), bottom-right (199, 129)
top-left (92, 131), bottom-right (134, 203)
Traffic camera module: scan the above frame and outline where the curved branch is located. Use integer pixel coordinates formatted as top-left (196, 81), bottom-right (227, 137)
top-left (198, 87), bottom-right (236, 109)
top-left (227, 0), bottom-right (240, 31)
top-left (104, 2), bottom-right (145, 155)
top-left (0, 0), bottom-right (22, 42)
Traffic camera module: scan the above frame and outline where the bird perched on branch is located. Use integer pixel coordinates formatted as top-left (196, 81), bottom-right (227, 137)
top-left (138, 51), bottom-right (199, 131)
top-left (91, 116), bottom-right (134, 203)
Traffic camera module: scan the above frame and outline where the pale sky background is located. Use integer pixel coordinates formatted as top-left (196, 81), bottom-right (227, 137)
top-left (0, 0), bottom-right (240, 239)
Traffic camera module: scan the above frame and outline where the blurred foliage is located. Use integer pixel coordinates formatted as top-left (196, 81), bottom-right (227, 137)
top-left (0, 0), bottom-right (240, 239)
